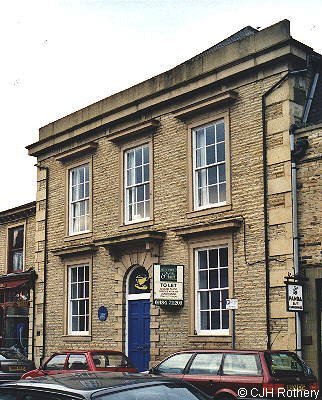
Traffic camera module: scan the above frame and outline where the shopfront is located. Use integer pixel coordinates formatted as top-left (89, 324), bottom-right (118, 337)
top-left (0, 271), bottom-right (36, 356)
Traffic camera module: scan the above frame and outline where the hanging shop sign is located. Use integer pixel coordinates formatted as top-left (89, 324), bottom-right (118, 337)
top-left (153, 264), bottom-right (184, 307)
top-left (98, 306), bottom-right (108, 321)
top-left (286, 283), bottom-right (304, 312)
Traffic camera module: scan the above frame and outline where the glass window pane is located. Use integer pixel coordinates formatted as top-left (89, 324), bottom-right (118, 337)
top-left (208, 166), bottom-right (217, 185)
top-left (143, 146), bottom-right (149, 164)
top-left (211, 291), bottom-right (220, 309)
top-left (218, 164), bottom-right (226, 182)
top-left (220, 268), bottom-right (228, 288)
top-left (84, 165), bottom-right (89, 181)
top-left (137, 185), bottom-right (144, 202)
top-left (135, 148), bottom-right (142, 166)
top-left (222, 289), bottom-right (229, 309)
top-left (195, 129), bottom-right (204, 148)
top-left (216, 122), bottom-right (225, 142)
top-left (208, 249), bottom-right (218, 269)
top-left (219, 183), bottom-right (226, 202)
top-left (85, 182), bottom-right (89, 198)
top-left (200, 311), bottom-right (210, 330)
top-left (78, 267), bottom-right (84, 282)
top-left (71, 268), bottom-right (77, 283)
top-left (127, 150), bottom-right (134, 169)
top-left (206, 145), bottom-right (216, 165)
top-left (72, 317), bottom-right (78, 331)
top-left (71, 169), bottom-right (77, 186)
top-left (217, 142), bottom-right (225, 162)
top-left (127, 169), bottom-right (133, 186)
top-left (209, 269), bottom-right (218, 289)
top-left (199, 271), bottom-right (208, 289)
top-left (71, 186), bottom-right (77, 202)
top-left (206, 125), bottom-right (216, 145)
top-left (197, 169), bottom-right (206, 188)
top-left (223, 354), bottom-right (261, 376)
top-left (78, 283), bottom-right (84, 298)
top-left (71, 284), bottom-right (77, 299)
top-left (145, 200), bottom-right (150, 218)
top-left (79, 167), bottom-right (85, 183)
top-left (209, 185), bottom-right (218, 204)
top-left (79, 300), bottom-right (85, 315)
top-left (72, 301), bottom-right (78, 315)
top-left (196, 148), bottom-right (204, 168)
top-left (189, 353), bottom-right (223, 375)
top-left (211, 311), bottom-right (220, 330)
top-left (135, 167), bottom-right (143, 184)
top-left (145, 184), bottom-right (150, 200)
top-left (200, 292), bottom-right (209, 310)
top-left (136, 202), bottom-right (144, 219)
top-left (219, 247), bottom-right (228, 267)
top-left (157, 353), bottom-right (192, 374)
top-left (198, 251), bottom-right (207, 270)
top-left (79, 316), bottom-right (85, 331)
top-left (143, 165), bottom-right (149, 182)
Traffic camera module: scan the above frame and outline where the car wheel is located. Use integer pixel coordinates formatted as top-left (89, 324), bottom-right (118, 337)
top-left (215, 394), bottom-right (235, 400)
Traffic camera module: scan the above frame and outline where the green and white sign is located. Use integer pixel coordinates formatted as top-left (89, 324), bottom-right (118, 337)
top-left (153, 264), bottom-right (184, 307)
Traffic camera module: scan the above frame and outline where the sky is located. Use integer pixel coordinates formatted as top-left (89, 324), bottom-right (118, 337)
top-left (1, 0), bottom-right (321, 211)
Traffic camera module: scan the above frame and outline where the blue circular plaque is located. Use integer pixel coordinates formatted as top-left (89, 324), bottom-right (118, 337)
top-left (98, 306), bottom-right (108, 322)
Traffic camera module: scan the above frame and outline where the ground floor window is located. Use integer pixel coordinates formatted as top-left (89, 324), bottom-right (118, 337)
top-left (68, 264), bottom-right (89, 335)
top-left (195, 246), bottom-right (229, 335)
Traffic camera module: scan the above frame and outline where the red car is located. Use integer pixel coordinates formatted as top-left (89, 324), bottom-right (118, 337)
top-left (21, 350), bottom-right (137, 379)
top-left (149, 349), bottom-right (318, 399)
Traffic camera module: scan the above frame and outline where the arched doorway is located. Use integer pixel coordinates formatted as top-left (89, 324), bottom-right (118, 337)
top-left (126, 265), bottom-right (150, 372)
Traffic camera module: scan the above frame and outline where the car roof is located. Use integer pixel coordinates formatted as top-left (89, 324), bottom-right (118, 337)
top-left (52, 349), bottom-right (125, 354)
top-left (169, 349), bottom-right (295, 354)
top-left (2, 372), bottom-right (178, 395)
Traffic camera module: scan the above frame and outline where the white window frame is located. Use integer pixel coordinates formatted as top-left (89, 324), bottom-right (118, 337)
top-left (192, 120), bottom-right (227, 211)
top-left (195, 246), bottom-right (229, 336)
top-left (124, 144), bottom-right (150, 224)
top-left (68, 264), bottom-right (90, 336)
top-left (69, 164), bottom-right (90, 235)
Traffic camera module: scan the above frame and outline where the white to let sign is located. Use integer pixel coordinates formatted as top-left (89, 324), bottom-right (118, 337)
top-left (153, 264), bottom-right (184, 307)
top-left (226, 298), bottom-right (238, 310)
top-left (286, 283), bottom-right (304, 312)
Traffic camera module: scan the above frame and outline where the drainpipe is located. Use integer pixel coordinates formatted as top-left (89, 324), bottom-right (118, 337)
top-left (262, 68), bottom-right (307, 350)
top-left (36, 165), bottom-right (49, 365)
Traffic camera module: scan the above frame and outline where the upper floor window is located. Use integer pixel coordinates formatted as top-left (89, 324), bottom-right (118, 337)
top-left (8, 226), bottom-right (24, 273)
top-left (124, 144), bottom-right (150, 224)
top-left (68, 264), bottom-right (90, 335)
top-left (69, 164), bottom-right (90, 235)
top-left (193, 120), bottom-right (226, 210)
top-left (195, 246), bottom-right (229, 335)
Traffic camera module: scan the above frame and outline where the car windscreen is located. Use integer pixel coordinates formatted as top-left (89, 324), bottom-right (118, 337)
top-left (93, 382), bottom-right (210, 400)
top-left (264, 352), bottom-right (312, 377)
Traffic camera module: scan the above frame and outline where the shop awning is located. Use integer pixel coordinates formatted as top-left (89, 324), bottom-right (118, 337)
top-left (0, 279), bottom-right (29, 290)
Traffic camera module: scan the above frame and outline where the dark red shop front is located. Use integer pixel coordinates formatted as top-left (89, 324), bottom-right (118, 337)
top-left (0, 271), bottom-right (36, 357)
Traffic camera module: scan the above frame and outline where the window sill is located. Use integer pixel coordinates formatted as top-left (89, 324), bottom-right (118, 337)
top-left (64, 232), bottom-right (93, 242)
top-left (187, 204), bottom-right (232, 219)
top-left (119, 219), bottom-right (154, 231)
top-left (188, 335), bottom-right (232, 343)
top-left (62, 335), bottom-right (92, 342)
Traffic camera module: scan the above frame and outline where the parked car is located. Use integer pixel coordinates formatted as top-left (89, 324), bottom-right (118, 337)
top-left (0, 371), bottom-right (212, 399)
top-left (0, 347), bottom-right (35, 383)
top-left (148, 350), bottom-right (319, 399)
top-left (22, 350), bottom-right (137, 379)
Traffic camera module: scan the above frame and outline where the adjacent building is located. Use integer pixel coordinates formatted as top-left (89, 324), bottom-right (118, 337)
top-left (1, 19), bottom-right (321, 380)
top-left (0, 202), bottom-right (36, 358)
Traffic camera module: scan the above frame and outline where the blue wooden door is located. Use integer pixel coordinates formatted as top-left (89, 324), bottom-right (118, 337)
top-left (128, 299), bottom-right (150, 371)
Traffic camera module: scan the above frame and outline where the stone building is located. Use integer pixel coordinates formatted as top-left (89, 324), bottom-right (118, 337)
top-left (0, 202), bottom-right (37, 358)
top-left (19, 18), bottom-right (322, 378)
